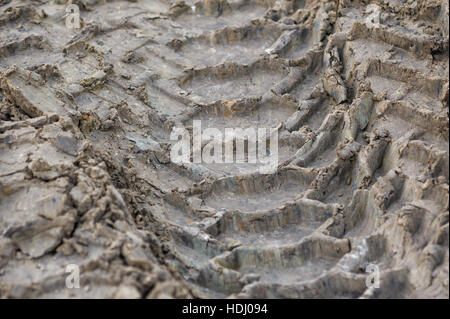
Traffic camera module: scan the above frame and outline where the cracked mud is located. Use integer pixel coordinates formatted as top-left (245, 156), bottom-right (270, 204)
top-left (0, 0), bottom-right (448, 298)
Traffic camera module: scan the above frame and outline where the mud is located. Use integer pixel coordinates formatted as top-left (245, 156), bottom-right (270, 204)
top-left (0, 0), bottom-right (448, 298)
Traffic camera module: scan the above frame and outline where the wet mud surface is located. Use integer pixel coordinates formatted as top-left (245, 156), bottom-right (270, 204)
top-left (0, 0), bottom-right (448, 298)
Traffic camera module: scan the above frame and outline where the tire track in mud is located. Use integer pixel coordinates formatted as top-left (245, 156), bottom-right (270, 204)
top-left (0, 0), bottom-right (448, 298)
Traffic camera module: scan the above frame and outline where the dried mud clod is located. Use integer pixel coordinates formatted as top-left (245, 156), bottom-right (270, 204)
top-left (0, 0), bottom-right (448, 298)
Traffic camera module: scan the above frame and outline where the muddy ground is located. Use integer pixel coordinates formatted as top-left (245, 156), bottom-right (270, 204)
top-left (0, 0), bottom-right (448, 298)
